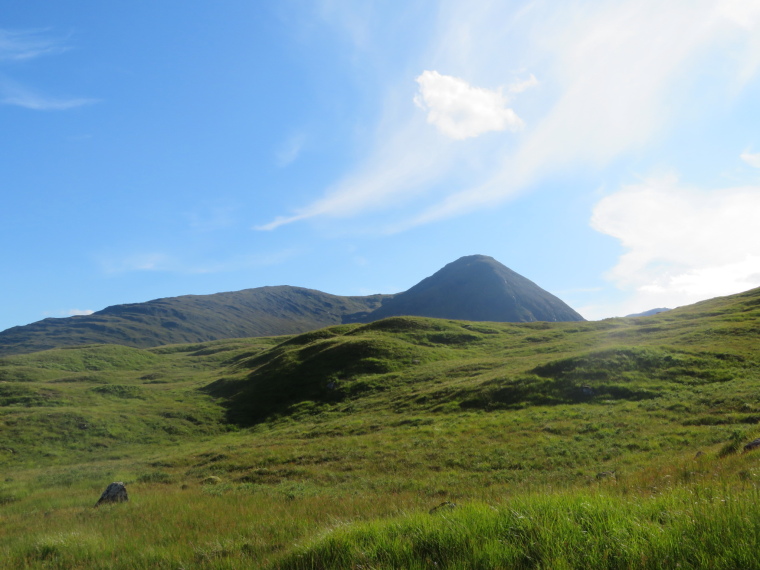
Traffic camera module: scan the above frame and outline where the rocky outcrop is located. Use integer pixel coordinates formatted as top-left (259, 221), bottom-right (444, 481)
top-left (94, 482), bottom-right (128, 507)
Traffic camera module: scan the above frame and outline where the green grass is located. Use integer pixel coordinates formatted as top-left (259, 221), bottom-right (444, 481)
top-left (2, 288), bottom-right (760, 567)
top-left (278, 488), bottom-right (760, 569)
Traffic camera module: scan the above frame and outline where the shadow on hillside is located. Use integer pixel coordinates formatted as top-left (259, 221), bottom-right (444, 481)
top-left (458, 374), bottom-right (660, 410)
top-left (201, 374), bottom-right (347, 426)
top-left (201, 328), bottom-right (425, 426)
top-left (458, 347), bottom-right (747, 410)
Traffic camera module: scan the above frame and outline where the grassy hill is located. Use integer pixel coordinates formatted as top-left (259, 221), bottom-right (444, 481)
top-left (1, 287), bottom-right (760, 567)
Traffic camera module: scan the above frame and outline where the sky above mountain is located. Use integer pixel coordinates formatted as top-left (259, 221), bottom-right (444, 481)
top-left (2, 0), bottom-right (760, 332)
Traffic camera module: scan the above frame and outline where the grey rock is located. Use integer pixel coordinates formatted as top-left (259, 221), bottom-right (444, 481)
top-left (95, 482), bottom-right (128, 507)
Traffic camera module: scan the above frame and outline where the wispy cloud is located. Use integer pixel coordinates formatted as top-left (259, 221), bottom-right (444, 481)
top-left (0, 28), bottom-right (67, 61)
top-left (258, 0), bottom-right (760, 232)
top-left (0, 28), bottom-right (96, 111)
top-left (0, 75), bottom-right (97, 110)
top-left (590, 174), bottom-right (760, 314)
top-left (67, 308), bottom-right (94, 316)
top-left (43, 308), bottom-right (95, 318)
top-left (256, 115), bottom-right (458, 231)
top-left (508, 74), bottom-right (538, 95)
top-left (184, 206), bottom-right (237, 232)
top-left (316, 0), bottom-right (376, 52)
top-left (276, 132), bottom-right (307, 167)
top-left (100, 252), bottom-right (175, 274)
top-left (741, 150), bottom-right (760, 168)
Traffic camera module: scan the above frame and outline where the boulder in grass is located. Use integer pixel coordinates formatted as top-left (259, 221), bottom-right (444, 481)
top-left (95, 482), bottom-right (128, 507)
top-left (744, 438), bottom-right (760, 453)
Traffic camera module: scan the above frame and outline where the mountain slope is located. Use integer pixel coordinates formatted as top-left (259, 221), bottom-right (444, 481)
top-left (0, 286), bottom-right (388, 357)
top-left (0, 255), bottom-right (583, 356)
top-left (367, 255), bottom-right (584, 323)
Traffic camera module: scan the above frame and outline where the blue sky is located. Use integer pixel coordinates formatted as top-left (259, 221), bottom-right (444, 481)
top-left (2, 0), bottom-right (760, 332)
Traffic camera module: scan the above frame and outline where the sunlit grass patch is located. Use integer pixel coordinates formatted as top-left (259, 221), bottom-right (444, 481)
top-left (275, 489), bottom-right (760, 570)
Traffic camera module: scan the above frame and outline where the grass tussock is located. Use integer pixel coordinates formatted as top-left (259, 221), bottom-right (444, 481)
top-left (278, 490), bottom-right (760, 569)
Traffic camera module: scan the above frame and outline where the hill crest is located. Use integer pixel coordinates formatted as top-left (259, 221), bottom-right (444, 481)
top-left (0, 255), bottom-right (583, 356)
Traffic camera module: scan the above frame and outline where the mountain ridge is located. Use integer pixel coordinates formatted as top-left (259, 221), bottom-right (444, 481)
top-left (0, 255), bottom-right (583, 356)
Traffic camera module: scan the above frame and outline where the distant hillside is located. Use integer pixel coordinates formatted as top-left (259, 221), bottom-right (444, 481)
top-left (0, 287), bottom-right (388, 357)
top-left (367, 255), bottom-right (584, 323)
top-left (0, 255), bottom-right (584, 356)
top-left (626, 307), bottom-right (672, 317)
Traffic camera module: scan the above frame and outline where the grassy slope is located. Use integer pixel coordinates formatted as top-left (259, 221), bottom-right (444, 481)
top-left (1, 288), bottom-right (760, 567)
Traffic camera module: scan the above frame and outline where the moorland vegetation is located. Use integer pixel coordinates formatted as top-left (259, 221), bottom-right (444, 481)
top-left (2, 287), bottom-right (760, 567)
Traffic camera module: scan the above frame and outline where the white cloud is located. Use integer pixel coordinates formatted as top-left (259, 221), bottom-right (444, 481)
top-left (42, 308), bottom-right (95, 318)
top-left (591, 175), bottom-right (760, 312)
top-left (67, 309), bottom-right (94, 316)
top-left (402, 0), bottom-right (760, 227)
top-left (741, 151), bottom-right (760, 168)
top-left (259, 0), bottom-right (760, 232)
top-left (413, 70), bottom-right (524, 139)
top-left (716, 0), bottom-right (760, 29)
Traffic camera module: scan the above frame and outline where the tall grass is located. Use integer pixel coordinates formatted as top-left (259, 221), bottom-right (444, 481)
top-left (276, 487), bottom-right (760, 569)
top-left (0, 483), bottom-right (427, 569)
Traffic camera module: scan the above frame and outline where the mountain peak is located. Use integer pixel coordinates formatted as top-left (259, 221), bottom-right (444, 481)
top-left (366, 254), bottom-right (584, 323)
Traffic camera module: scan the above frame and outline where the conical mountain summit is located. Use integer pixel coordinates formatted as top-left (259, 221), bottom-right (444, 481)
top-left (367, 255), bottom-right (584, 323)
